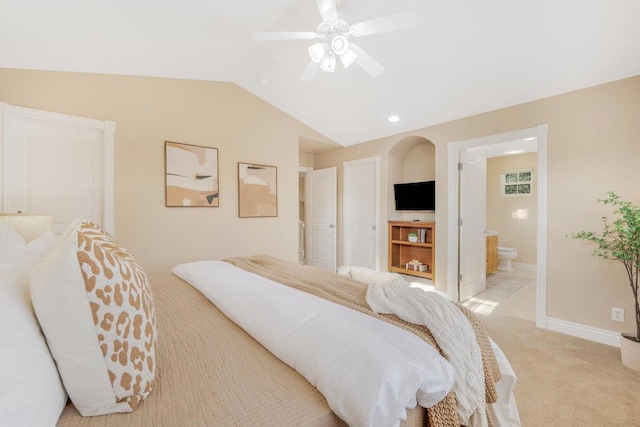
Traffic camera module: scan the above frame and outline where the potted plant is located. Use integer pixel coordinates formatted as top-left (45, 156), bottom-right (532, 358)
top-left (569, 191), bottom-right (640, 370)
top-left (407, 232), bottom-right (418, 242)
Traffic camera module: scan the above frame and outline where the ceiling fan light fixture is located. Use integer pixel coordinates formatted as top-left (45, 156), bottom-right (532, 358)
top-left (339, 49), bottom-right (358, 68)
top-left (320, 53), bottom-right (336, 72)
top-left (308, 43), bottom-right (329, 63)
top-left (254, 1), bottom-right (418, 81)
top-left (331, 35), bottom-right (349, 56)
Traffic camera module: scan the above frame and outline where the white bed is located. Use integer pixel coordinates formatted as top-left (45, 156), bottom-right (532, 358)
top-left (173, 256), bottom-right (521, 427)
top-left (1, 217), bottom-right (519, 427)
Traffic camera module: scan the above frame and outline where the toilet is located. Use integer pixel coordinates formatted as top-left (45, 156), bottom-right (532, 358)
top-left (497, 246), bottom-right (518, 272)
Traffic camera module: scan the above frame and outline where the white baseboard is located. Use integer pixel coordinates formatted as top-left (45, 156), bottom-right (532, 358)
top-left (512, 262), bottom-right (536, 272)
top-left (546, 317), bottom-right (621, 347)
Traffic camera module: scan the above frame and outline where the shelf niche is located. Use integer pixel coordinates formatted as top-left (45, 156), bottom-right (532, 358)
top-left (388, 221), bottom-right (435, 279)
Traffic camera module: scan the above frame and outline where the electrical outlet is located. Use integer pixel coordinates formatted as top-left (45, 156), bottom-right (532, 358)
top-left (612, 307), bottom-right (625, 322)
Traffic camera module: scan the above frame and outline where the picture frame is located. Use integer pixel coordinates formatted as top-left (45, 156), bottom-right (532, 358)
top-left (238, 162), bottom-right (277, 218)
top-left (165, 141), bottom-right (219, 207)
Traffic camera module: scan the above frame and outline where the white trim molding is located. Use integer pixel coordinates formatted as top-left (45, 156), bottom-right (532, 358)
top-left (447, 124), bottom-right (548, 327)
top-left (535, 124), bottom-right (548, 328)
top-left (547, 317), bottom-right (621, 347)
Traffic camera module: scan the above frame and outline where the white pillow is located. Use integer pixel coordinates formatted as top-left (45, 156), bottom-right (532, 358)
top-left (0, 241), bottom-right (67, 426)
top-left (0, 223), bottom-right (25, 250)
top-left (26, 229), bottom-right (59, 257)
top-left (30, 220), bottom-right (158, 416)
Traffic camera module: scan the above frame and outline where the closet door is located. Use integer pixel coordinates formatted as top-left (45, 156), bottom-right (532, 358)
top-left (0, 103), bottom-right (115, 234)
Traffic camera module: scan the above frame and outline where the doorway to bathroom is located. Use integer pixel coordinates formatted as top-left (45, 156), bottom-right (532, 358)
top-left (447, 125), bottom-right (548, 328)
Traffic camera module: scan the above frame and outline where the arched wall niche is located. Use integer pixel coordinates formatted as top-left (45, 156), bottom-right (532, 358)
top-left (387, 135), bottom-right (436, 222)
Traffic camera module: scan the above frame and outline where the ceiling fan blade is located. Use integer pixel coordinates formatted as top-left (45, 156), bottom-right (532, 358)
top-left (349, 43), bottom-right (385, 77)
top-left (252, 31), bottom-right (317, 41)
top-left (350, 11), bottom-right (418, 36)
top-left (300, 60), bottom-right (321, 81)
top-left (339, 49), bottom-right (358, 69)
top-left (315, 0), bottom-right (338, 22)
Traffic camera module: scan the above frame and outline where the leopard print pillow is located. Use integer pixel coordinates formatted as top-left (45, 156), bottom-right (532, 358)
top-left (31, 220), bottom-right (158, 416)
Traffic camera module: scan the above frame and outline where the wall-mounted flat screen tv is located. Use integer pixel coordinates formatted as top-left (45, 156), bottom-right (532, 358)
top-left (394, 180), bottom-right (435, 211)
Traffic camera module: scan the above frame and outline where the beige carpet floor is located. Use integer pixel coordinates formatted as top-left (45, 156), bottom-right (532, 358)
top-left (481, 312), bottom-right (640, 426)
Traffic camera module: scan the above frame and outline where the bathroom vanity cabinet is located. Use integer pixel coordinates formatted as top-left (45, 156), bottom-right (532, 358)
top-left (486, 235), bottom-right (498, 275)
top-left (388, 221), bottom-right (435, 279)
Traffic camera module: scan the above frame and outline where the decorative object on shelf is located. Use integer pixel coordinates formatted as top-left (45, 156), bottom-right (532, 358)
top-left (238, 162), bottom-right (278, 218)
top-left (568, 191), bottom-right (640, 370)
top-left (407, 232), bottom-right (418, 242)
top-left (0, 213), bottom-right (53, 242)
top-left (165, 141), bottom-right (219, 207)
top-left (405, 259), bottom-right (429, 272)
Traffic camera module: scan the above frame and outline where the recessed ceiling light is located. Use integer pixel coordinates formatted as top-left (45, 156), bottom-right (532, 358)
top-left (523, 137), bottom-right (536, 141)
top-left (388, 115), bottom-right (400, 123)
top-left (505, 149), bottom-right (525, 155)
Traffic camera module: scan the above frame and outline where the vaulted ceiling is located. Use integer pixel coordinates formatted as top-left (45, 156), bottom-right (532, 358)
top-left (1, 0), bottom-right (639, 151)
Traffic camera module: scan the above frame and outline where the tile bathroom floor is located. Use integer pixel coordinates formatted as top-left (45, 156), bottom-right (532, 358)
top-left (462, 268), bottom-right (537, 322)
top-left (399, 269), bottom-right (537, 322)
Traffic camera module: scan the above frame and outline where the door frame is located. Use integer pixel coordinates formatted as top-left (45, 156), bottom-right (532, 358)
top-left (0, 102), bottom-right (115, 235)
top-left (343, 155), bottom-right (381, 270)
top-left (298, 166), bottom-right (313, 263)
top-left (447, 124), bottom-right (548, 328)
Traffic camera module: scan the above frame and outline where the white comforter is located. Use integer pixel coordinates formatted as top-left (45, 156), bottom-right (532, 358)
top-left (173, 261), bottom-right (454, 427)
top-left (173, 260), bottom-right (520, 427)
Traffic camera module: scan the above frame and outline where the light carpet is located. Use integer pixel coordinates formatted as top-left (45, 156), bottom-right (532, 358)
top-left (481, 312), bottom-right (640, 426)
top-left (484, 273), bottom-right (532, 298)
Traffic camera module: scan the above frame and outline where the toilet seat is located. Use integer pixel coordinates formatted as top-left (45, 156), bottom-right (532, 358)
top-left (498, 246), bottom-right (516, 253)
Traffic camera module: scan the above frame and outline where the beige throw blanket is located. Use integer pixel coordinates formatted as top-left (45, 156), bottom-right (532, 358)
top-left (224, 255), bottom-right (502, 427)
top-left (367, 283), bottom-right (487, 427)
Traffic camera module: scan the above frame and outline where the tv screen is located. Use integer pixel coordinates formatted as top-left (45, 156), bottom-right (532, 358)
top-left (394, 181), bottom-right (435, 211)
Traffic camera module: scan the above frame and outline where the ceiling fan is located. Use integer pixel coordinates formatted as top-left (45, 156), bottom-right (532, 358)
top-left (251, 0), bottom-right (418, 81)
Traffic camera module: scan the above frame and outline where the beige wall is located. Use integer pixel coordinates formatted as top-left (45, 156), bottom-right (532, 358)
top-left (3, 67), bottom-right (639, 336)
top-left (486, 153), bottom-right (538, 265)
top-left (299, 152), bottom-right (314, 168)
top-left (0, 68), bottom-right (332, 274)
top-left (316, 75), bottom-right (640, 336)
top-left (403, 142), bottom-right (436, 182)
top-left (400, 141), bottom-right (437, 223)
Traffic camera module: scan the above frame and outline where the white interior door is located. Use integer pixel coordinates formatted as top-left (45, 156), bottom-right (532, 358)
top-left (0, 103), bottom-right (115, 234)
top-left (459, 150), bottom-right (487, 301)
top-left (305, 167), bottom-right (337, 271)
top-left (344, 156), bottom-right (380, 270)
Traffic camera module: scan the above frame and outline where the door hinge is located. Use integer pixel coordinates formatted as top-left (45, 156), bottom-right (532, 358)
top-left (458, 163), bottom-right (463, 171)
top-left (458, 274), bottom-right (463, 282)
top-left (458, 218), bottom-right (463, 226)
